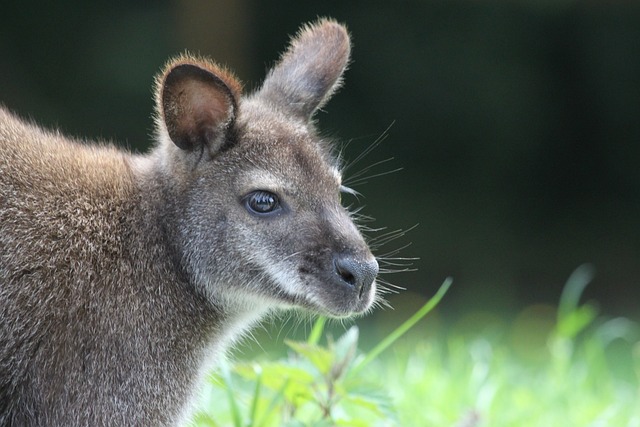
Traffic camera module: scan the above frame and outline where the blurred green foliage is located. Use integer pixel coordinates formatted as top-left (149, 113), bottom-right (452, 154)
top-left (191, 269), bottom-right (639, 426)
top-left (1, 1), bottom-right (639, 319)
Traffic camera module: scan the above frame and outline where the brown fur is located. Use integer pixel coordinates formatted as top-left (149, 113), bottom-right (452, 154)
top-left (0, 19), bottom-right (378, 426)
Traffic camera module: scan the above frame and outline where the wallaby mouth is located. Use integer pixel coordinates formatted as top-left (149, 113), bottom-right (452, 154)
top-left (300, 252), bottom-right (378, 318)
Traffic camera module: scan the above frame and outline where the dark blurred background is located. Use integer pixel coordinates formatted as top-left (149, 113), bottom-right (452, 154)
top-left (1, 1), bottom-right (639, 326)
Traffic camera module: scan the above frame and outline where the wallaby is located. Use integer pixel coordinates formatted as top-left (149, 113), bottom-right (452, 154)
top-left (0, 19), bottom-right (380, 426)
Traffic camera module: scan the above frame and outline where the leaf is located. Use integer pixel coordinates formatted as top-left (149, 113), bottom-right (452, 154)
top-left (556, 264), bottom-right (596, 339)
top-left (557, 304), bottom-right (598, 339)
top-left (331, 326), bottom-right (360, 380)
top-left (343, 386), bottom-right (398, 422)
top-left (235, 362), bottom-right (315, 386)
top-left (333, 327), bottom-right (360, 363)
top-left (286, 340), bottom-right (335, 376)
top-left (335, 419), bottom-right (371, 427)
top-left (235, 361), bottom-right (316, 406)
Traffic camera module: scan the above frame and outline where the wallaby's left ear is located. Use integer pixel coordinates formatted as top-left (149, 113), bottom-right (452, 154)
top-left (258, 18), bottom-right (351, 121)
top-left (156, 55), bottom-right (242, 155)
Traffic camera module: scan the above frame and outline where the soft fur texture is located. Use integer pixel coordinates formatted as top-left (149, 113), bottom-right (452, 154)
top-left (0, 19), bottom-right (378, 426)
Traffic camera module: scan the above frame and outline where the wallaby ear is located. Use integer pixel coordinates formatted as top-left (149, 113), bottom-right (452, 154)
top-left (156, 55), bottom-right (242, 154)
top-left (258, 18), bottom-right (351, 121)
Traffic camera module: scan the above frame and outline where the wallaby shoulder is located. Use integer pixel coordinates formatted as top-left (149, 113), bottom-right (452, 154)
top-left (0, 108), bottom-right (221, 425)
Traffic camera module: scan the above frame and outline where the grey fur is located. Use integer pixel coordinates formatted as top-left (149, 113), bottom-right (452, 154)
top-left (0, 19), bottom-right (378, 426)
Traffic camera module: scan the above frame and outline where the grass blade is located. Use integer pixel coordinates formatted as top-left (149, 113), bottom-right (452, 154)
top-left (350, 277), bottom-right (452, 377)
top-left (558, 264), bottom-right (594, 321)
top-left (249, 365), bottom-right (263, 426)
top-left (220, 361), bottom-right (244, 427)
top-left (308, 316), bottom-right (327, 345)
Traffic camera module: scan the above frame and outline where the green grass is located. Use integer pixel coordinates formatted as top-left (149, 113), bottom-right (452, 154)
top-left (190, 268), bottom-right (640, 426)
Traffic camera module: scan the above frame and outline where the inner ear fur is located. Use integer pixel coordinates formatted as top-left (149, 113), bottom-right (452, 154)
top-left (156, 55), bottom-right (242, 153)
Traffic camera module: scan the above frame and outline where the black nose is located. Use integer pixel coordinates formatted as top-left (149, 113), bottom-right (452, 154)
top-left (333, 255), bottom-right (378, 296)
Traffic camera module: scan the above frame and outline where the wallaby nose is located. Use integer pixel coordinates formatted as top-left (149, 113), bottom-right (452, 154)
top-left (333, 255), bottom-right (379, 297)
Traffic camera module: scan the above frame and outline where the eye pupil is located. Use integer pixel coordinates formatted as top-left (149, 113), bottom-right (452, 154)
top-left (246, 191), bottom-right (280, 214)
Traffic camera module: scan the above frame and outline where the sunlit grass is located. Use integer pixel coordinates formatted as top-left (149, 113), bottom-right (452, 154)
top-left (191, 268), bottom-right (640, 426)
top-left (386, 324), bottom-right (639, 426)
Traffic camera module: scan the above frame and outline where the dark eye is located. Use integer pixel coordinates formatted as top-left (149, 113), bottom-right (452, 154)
top-left (244, 190), bottom-right (281, 215)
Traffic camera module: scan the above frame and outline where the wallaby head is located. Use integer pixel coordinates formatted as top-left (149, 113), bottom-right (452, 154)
top-left (151, 19), bottom-right (378, 318)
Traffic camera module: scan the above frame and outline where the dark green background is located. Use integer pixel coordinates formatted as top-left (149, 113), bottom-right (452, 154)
top-left (2, 1), bottom-right (639, 322)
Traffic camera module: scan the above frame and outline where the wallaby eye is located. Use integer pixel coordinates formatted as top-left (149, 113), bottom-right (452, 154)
top-left (244, 190), bottom-right (281, 215)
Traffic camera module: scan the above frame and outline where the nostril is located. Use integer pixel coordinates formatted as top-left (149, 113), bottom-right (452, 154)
top-left (334, 258), bottom-right (357, 287)
top-left (333, 255), bottom-right (378, 296)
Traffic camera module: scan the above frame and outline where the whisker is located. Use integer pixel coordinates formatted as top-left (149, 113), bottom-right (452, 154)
top-left (344, 166), bottom-right (404, 187)
top-left (372, 292), bottom-right (394, 310)
top-left (369, 231), bottom-right (408, 248)
top-left (359, 224), bottom-right (386, 232)
top-left (378, 260), bottom-right (416, 269)
top-left (341, 121), bottom-right (395, 175)
top-left (369, 225), bottom-right (418, 248)
top-left (374, 242), bottom-right (416, 257)
top-left (379, 267), bottom-right (417, 274)
top-left (376, 283), bottom-right (405, 294)
top-left (343, 157), bottom-right (396, 183)
top-left (356, 221), bottom-right (379, 230)
top-left (339, 185), bottom-right (360, 197)
top-left (344, 204), bottom-right (365, 215)
top-left (377, 279), bottom-right (406, 291)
